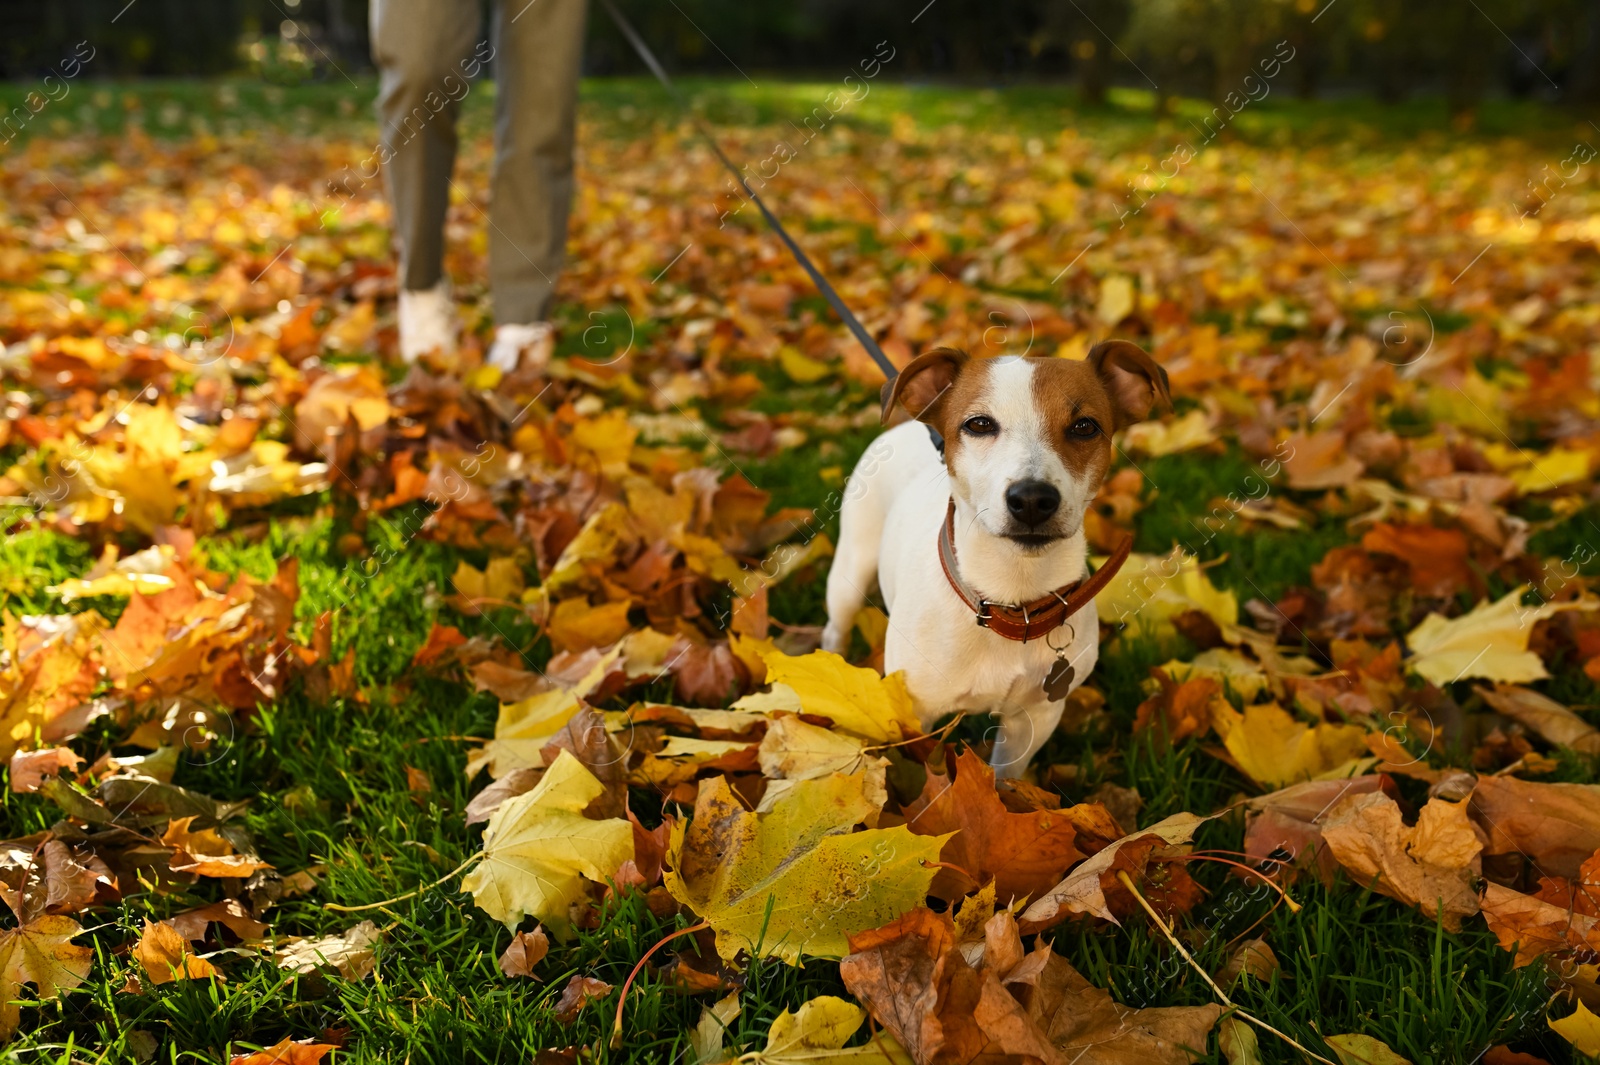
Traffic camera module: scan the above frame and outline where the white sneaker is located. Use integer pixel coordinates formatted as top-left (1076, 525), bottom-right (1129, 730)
top-left (397, 282), bottom-right (458, 363)
top-left (487, 322), bottom-right (554, 374)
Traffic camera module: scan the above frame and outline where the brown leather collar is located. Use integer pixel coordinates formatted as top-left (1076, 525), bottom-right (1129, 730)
top-left (937, 499), bottom-right (1131, 643)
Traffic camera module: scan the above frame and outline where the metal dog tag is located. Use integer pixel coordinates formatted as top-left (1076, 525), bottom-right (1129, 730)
top-left (1043, 659), bottom-right (1076, 701)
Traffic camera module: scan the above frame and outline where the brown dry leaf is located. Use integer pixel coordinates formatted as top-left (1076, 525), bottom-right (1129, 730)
top-left (903, 748), bottom-right (1105, 905)
top-left (8, 747), bottom-right (85, 793)
top-left (0, 840), bottom-right (104, 922)
top-left (0, 913), bottom-right (94, 1039)
top-left (1020, 812), bottom-right (1210, 930)
top-left (465, 766), bottom-right (544, 826)
top-left (1478, 684), bottom-right (1600, 755)
top-left (1480, 881), bottom-right (1600, 967)
top-left (1321, 792), bottom-right (1481, 930)
top-left (291, 366), bottom-right (391, 451)
top-left (135, 919), bottom-right (222, 984)
top-left (168, 899), bottom-right (269, 943)
top-left (274, 920), bottom-right (381, 981)
top-left (553, 974), bottom-right (613, 1023)
top-left (228, 1036), bottom-right (338, 1065)
top-left (499, 927), bottom-right (550, 979)
top-left (1217, 938), bottom-right (1280, 986)
top-left (404, 766), bottom-right (433, 794)
top-left (0, 612), bottom-right (106, 763)
top-left (1243, 776), bottom-right (1393, 881)
top-left (840, 906), bottom-right (1220, 1065)
top-left (1133, 672), bottom-right (1224, 745)
top-left (1282, 431), bottom-right (1365, 491)
top-left (539, 707), bottom-right (628, 820)
top-left (1471, 775), bottom-right (1600, 879)
top-left (1361, 523), bottom-right (1478, 598)
top-left (162, 817), bottom-right (273, 878)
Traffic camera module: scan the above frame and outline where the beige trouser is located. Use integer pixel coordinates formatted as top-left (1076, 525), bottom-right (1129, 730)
top-left (370, 0), bottom-right (587, 324)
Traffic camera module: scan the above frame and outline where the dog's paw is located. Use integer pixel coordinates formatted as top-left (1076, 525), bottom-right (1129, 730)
top-left (819, 623), bottom-right (849, 655)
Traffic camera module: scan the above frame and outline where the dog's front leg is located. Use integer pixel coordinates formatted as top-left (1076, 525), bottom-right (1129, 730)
top-left (989, 700), bottom-right (1064, 779)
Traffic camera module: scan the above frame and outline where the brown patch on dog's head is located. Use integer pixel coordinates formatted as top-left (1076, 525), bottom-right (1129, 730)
top-left (1028, 339), bottom-right (1170, 483)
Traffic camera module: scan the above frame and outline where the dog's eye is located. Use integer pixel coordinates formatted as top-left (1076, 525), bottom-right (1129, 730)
top-left (962, 415), bottom-right (998, 436)
top-left (1067, 418), bottom-right (1101, 439)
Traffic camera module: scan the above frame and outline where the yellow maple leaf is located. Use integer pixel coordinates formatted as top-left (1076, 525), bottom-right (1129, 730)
top-left (461, 750), bottom-right (634, 935)
top-left (465, 689), bottom-right (583, 780)
top-left (1096, 550), bottom-right (1238, 640)
top-left (664, 773), bottom-right (945, 962)
top-left (1122, 408), bottom-right (1218, 457)
top-left (1211, 701), bottom-right (1369, 788)
top-left (758, 649), bottom-right (919, 742)
top-left (1406, 587), bottom-right (1596, 686)
top-left (748, 995), bottom-right (911, 1064)
top-left (546, 597), bottom-right (634, 653)
top-left (451, 557), bottom-right (526, 605)
top-left (1550, 1000), bottom-right (1600, 1058)
top-left (0, 915), bottom-right (93, 1039)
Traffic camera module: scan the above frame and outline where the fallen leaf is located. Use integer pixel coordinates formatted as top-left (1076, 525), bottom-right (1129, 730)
top-left (8, 748), bottom-right (84, 793)
top-left (1361, 523), bottom-right (1477, 598)
top-left (1405, 588), bottom-right (1594, 686)
top-left (168, 899), bottom-right (269, 943)
top-left (1471, 775), bottom-right (1600, 878)
top-left (135, 919), bottom-right (221, 984)
top-left (1321, 793), bottom-right (1481, 930)
top-left (757, 649), bottom-right (919, 742)
top-left (553, 974), bottom-right (612, 1023)
top-left (274, 920), bottom-right (381, 981)
top-left (1326, 1033), bottom-right (1412, 1065)
top-left (227, 1037), bottom-right (338, 1065)
top-left (1210, 701), bottom-right (1370, 788)
top-left (690, 990), bottom-right (742, 1064)
top-left (461, 750), bottom-right (634, 934)
top-left (465, 689), bottom-right (584, 780)
top-left (1478, 684), bottom-right (1600, 755)
top-left (1243, 776), bottom-right (1392, 881)
top-left (0, 914), bottom-right (93, 1039)
top-left (841, 906), bottom-right (1220, 1064)
top-left (1549, 1000), bottom-right (1600, 1058)
top-left (1480, 882), bottom-right (1600, 967)
top-left (664, 772), bottom-right (944, 962)
top-left (1020, 812), bottom-right (1209, 929)
top-left (0, 840), bottom-right (104, 922)
top-left (162, 816), bottom-right (273, 878)
top-left (902, 748), bottom-right (1103, 905)
top-left (748, 995), bottom-right (909, 1063)
top-left (498, 927), bottom-right (550, 978)
top-left (1218, 1016), bottom-right (1262, 1065)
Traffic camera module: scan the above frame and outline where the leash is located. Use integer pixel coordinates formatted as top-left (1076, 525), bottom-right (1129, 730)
top-left (598, 0), bottom-right (900, 383)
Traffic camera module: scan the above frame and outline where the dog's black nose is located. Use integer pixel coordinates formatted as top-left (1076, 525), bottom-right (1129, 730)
top-left (1005, 480), bottom-right (1060, 526)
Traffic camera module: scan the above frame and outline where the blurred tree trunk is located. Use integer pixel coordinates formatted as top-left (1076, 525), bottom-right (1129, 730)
top-left (1074, 38), bottom-right (1110, 104)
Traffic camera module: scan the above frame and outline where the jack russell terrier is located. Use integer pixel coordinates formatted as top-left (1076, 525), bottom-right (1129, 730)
top-left (821, 341), bottom-right (1171, 777)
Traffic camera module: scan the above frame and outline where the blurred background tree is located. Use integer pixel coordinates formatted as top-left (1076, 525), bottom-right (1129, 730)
top-left (0, 0), bottom-right (1589, 117)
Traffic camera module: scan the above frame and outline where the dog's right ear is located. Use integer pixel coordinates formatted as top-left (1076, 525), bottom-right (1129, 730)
top-left (880, 348), bottom-right (966, 427)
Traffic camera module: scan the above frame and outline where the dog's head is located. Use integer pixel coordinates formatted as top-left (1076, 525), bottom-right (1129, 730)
top-left (881, 342), bottom-right (1170, 551)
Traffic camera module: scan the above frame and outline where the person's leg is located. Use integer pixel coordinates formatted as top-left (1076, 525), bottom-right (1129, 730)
top-left (487, 0), bottom-right (588, 341)
top-left (371, 0), bottom-right (482, 357)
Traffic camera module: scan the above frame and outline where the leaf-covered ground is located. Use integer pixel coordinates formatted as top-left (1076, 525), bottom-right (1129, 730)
top-left (3, 78), bottom-right (1600, 1063)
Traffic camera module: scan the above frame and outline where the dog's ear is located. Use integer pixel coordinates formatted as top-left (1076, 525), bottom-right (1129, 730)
top-left (880, 348), bottom-right (965, 427)
top-left (1089, 340), bottom-right (1171, 429)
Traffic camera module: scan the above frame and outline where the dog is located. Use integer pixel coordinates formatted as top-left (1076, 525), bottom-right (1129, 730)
top-left (821, 341), bottom-right (1171, 777)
